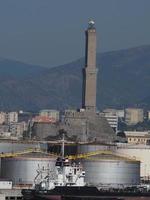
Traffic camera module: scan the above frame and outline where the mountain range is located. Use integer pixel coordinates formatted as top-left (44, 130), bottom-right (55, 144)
top-left (1, 45), bottom-right (150, 111)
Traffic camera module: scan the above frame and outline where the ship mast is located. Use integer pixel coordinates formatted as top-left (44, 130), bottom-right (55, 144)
top-left (61, 132), bottom-right (65, 158)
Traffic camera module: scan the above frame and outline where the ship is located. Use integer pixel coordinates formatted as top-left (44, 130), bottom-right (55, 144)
top-left (22, 156), bottom-right (122, 200)
top-left (22, 134), bottom-right (97, 200)
top-left (22, 135), bottom-right (150, 200)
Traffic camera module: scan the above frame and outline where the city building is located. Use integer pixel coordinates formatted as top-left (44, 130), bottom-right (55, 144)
top-left (39, 109), bottom-right (60, 122)
top-left (0, 124), bottom-right (11, 138)
top-left (125, 108), bottom-right (144, 125)
top-left (0, 112), bottom-right (6, 124)
top-left (102, 109), bottom-right (124, 118)
top-left (147, 111), bottom-right (150, 120)
top-left (64, 109), bottom-right (77, 115)
top-left (125, 131), bottom-right (150, 145)
top-left (9, 122), bottom-right (27, 138)
top-left (33, 116), bottom-right (57, 123)
top-left (5, 112), bottom-right (18, 124)
top-left (102, 110), bottom-right (118, 132)
top-left (0, 124), bottom-right (9, 134)
top-left (116, 109), bottom-right (125, 118)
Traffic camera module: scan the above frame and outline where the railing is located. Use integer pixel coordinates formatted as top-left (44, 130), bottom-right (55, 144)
top-left (67, 150), bottom-right (112, 160)
top-left (0, 148), bottom-right (57, 158)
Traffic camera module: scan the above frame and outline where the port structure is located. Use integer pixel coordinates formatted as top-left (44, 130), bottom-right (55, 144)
top-left (0, 148), bottom-right (57, 158)
top-left (0, 148), bottom-right (138, 163)
top-left (66, 150), bottom-right (138, 162)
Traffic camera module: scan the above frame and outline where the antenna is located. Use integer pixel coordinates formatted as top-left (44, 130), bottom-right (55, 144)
top-left (59, 129), bottom-right (65, 158)
top-left (62, 132), bottom-right (65, 158)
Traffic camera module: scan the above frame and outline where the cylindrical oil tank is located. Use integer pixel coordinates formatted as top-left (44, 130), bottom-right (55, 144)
top-left (81, 154), bottom-right (140, 188)
top-left (0, 141), bottom-right (40, 153)
top-left (1, 152), bottom-right (56, 186)
top-left (114, 144), bottom-right (150, 179)
top-left (77, 144), bottom-right (116, 154)
top-left (0, 141), bottom-right (41, 174)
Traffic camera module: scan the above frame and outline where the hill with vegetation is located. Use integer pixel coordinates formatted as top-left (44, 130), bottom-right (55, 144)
top-left (0, 45), bottom-right (150, 111)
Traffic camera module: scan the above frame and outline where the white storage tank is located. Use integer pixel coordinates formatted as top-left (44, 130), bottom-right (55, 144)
top-left (0, 141), bottom-right (41, 174)
top-left (114, 143), bottom-right (150, 179)
top-left (1, 152), bottom-right (57, 186)
top-left (81, 153), bottom-right (140, 188)
top-left (77, 144), bottom-right (116, 154)
top-left (0, 141), bottom-right (40, 153)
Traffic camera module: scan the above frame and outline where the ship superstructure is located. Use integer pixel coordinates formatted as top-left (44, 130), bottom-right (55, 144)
top-left (34, 157), bottom-right (85, 191)
top-left (33, 133), bottom-right (85, 191)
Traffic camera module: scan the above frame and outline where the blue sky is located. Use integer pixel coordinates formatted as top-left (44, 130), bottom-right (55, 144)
top-left (0, 0), bottom-right (150, 67)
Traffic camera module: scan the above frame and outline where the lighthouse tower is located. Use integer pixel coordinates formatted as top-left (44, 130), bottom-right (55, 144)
top-left (82, 20), bottom-right (98, 113)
